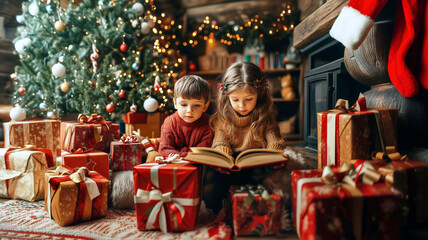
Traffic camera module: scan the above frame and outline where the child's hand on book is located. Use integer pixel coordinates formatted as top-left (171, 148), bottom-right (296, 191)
top-left (283, 152), bottom-right (290, 160)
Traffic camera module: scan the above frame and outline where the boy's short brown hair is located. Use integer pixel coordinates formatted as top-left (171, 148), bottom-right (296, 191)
top-left (174, 75), bottom-right (210, 102)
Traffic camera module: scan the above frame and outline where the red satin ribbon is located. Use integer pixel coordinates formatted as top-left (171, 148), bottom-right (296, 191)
top-left (169, 202), bottom-right (184, 230)
top-left (71, 147), bottom-right (94, 154)
top-left (320, 112), bottom-right (343, 166)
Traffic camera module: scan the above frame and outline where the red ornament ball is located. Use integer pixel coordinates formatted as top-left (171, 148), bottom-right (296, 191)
top-left (120, 43), bottom-right (128, 52)
top-left (188, 61), bottom-right (197, 71)
top-left (18, 86), bottom-right (26, 95)
top-left (119, 90), bottom-right (126, 98)
top-left (89, 81), bottom-right (95, 89)
top-left (106, 102), bottom-right (115, 112)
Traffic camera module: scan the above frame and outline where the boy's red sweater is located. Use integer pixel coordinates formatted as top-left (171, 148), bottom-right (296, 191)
top-left (158, 112), bottom-right (214, 157)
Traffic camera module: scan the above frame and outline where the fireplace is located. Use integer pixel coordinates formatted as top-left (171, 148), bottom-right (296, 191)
top-left (300, 34), bottom-right (369, 150)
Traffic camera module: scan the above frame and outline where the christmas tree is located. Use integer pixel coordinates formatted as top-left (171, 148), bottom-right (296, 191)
top-left (11, 0), bottom-right (182, 121)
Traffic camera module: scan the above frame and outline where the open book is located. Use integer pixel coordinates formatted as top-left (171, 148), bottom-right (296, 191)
top-left (185, 147), bottom-right (288, 171)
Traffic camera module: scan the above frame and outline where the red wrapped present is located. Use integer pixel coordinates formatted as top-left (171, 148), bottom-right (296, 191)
top-left (123, 112), bottom-right (148, 124)
top-left (134, 161), bottom-right (200, 233)
top-left (230, 185), bottom-right (281, 236)
top-left (62, 150), bottom-right (110, 180)
top-left (0, 147), bottom-right (54, 201)
top-left (110, 136), bottom-right (144, 171)
top-left (4, 120), bottom-right (61, 159)
top-left (292, 166), bottom-right (402, 240)
top-left (61, 114), bottom-right (120, 152)
top-left (45, 166), bottom-right (109, 226)
top-left (354, 159), bottom-right (428, 224)
top-left (317, 96), bottom-right (397, 169)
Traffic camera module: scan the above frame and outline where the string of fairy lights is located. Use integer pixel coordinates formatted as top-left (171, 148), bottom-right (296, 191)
top-left (185, 3), bottom-right (296, 47)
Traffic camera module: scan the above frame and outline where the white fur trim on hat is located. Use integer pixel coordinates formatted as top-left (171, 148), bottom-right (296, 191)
top-left (329, 6), bottom-right (374, 50)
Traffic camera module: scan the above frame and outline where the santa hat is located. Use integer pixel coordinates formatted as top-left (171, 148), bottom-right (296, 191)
top-left (330, 0), bottom-right (427, 98)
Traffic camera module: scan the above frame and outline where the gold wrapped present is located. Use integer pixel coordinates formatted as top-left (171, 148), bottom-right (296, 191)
top-left (317, 96), bottom-right (397, 169)
top-left (45, 166), bottom-right (109, 226)
top-left (0, 148), bottom-right (54, 201)
top-left (3, 120), bottom-right (61, 159)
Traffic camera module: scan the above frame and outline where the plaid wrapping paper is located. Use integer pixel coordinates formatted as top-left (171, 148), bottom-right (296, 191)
top-left (292, 169), bottom-right (402, 240)
top-left (4, 120), bottom-right (61, 160)
top-left (133, 162), bottom-right (200, 233)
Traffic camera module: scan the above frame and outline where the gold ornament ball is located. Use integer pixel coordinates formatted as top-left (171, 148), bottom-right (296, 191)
top-left (60, 81), bottom-right (70, 93)
top-left (55, 21), bottom-right (66, 31)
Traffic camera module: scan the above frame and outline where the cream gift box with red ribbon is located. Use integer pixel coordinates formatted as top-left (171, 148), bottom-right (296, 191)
top-left (44, 166), bottom-right (109, 227)
top-left (291, 165), bottom-right (402, 240)
top-left (133, 161), bottom-right (201, 233)
top-left (317, 95), bottom-right (398, 169)
top-left (0, 147), bottom-right (54, 201)
top-left (4, 120), bottom-right (61, 160)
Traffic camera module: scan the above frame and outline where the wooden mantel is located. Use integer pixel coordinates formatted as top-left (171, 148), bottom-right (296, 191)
top-left (293, 0), bottom-right (348, 49)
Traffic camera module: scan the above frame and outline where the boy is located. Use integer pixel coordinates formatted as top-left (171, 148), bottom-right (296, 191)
top-left (157, 75), bottom-right (214, 157)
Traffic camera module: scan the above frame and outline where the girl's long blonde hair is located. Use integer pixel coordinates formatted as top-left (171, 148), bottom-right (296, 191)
top-left (210, 62), bottom-right (280, 143)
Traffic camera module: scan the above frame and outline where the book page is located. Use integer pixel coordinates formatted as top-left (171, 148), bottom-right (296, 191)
top-left (235, 149), bottom-right (285, 168)
top-left (186, 147), bottom-right (234, 168)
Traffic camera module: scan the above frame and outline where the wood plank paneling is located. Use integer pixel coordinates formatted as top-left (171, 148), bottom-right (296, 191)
top-left (293, 0), bottom-right (348, 49)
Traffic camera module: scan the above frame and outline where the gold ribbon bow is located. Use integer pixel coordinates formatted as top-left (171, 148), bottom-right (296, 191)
top-left (335, 93), bottom-right (367, 113)
top-left (321, 162), bottom-right (381, 188)
top-left (371, 146), bottom-right (407, 161)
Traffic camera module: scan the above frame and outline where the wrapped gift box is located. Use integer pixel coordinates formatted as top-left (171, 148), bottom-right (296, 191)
top-left (60, 114), bottom-right (120, 153)
top-left (354, 159), bottom-right (428, 224)
top-left (230, 186), bottom-right (281, 236)
top-left (134, 162), bottom-right (200, 233)
top-left (61, 121), bottom-right (120, 153)
top-left (45, 167), bottom-right (109, 226)
top-left (110, 141), bottom-right (144, 171)
top-left (3, 120), bottom-right (61, 159)
top-left (62, 151), bottom-right (110, 179)
top-left (292, 169), bottom-right (402, 240)
top-left (125, 112), bottom-right (165, 138)
top-left (0, 148), bottom-right (54, 201)
top-left (317, 107), bottom-right (397, 169)
top-left (123, 112), bottom-right (148, 124)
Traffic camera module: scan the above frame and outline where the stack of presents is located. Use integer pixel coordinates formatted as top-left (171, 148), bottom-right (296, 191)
top-left (1, 95), bottom-right (428, 238)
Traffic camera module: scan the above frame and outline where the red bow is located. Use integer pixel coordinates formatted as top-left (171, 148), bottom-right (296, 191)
top-left (335, 94), bottom-right (368, 113)
top-left (120, 135), bottom-right (138, 143)
top-left (71, 147), bottom-right (94, 154)
top-left (78, 114), bottom-right (106, 124)
top-left (217, 83), bottom-right (226, 90)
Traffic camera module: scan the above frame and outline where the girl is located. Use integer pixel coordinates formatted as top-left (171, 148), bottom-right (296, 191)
top-left (210, 61), bottom-right (287, 155)
top-left (202, 62), bottom-right (288, 213)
